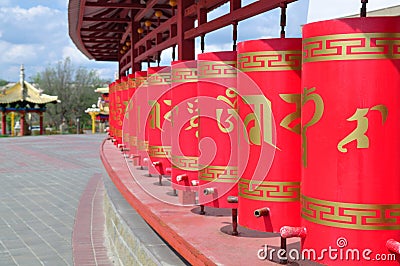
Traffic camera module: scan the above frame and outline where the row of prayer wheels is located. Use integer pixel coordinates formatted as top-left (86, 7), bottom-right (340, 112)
top-left (108, 17), bottom-right (400, 265)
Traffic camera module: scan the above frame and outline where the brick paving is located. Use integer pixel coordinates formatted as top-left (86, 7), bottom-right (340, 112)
top-left (0, 134), bottom-right (112, 266)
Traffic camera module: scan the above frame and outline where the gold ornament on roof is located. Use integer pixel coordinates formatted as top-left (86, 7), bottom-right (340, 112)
top-left (155, 10), bottom-right (163, 18)
top-left (169, 0), bottom-right (177, 7)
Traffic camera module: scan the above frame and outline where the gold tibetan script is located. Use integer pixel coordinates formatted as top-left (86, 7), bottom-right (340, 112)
top-left (163, 100), bottom-right (172, 122)
top-left (242, 95), bottom-right (273, 146)
top-left (337, 104), bottom-right (388, 153)
top-left (302, 87), bottom-right (324, 167)
top-left (148, 100), bottom-right (161, 130)
top-left (185, 99), bottom-right (199, 138)
top-left (148, 99), bottom-right (172, 131)
top-left (216, 88), bottom-right (238, 133)
top-left (279, 93), bottom-right (301, 134)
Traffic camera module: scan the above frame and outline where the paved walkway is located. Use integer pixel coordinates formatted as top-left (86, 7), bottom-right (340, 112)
top-left (0, 134), bottom-right (111, 266)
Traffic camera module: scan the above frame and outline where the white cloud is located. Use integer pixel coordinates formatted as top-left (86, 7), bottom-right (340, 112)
top-left (62, 45), bottom-right (91, 65)
top-left (308, 0), bottom-right (400, 22)
top-left (0, 0), bottom-right (12, 7)
top-left (95, 66), bottom-right (118, 82)
top-left (61, 45), bottom-right (117, 82)
top-left (0, 5), bottom-right (66, 45)
top-left (0, 41), bottom-right (38, 64)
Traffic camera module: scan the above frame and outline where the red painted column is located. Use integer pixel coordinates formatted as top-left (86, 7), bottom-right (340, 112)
top-left (301, 17), bottom-right (400, 265)
top-left (20, 112), bottom-right (25, 136)
top-left (177, 0), bottom-right (195, 60)
top-left (39, 112), bottom-right (44, 135)
top-left (1, 112), bottom-right (6, 135)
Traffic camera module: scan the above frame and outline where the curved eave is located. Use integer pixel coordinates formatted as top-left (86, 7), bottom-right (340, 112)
top-left (68, 0), bottom-right (175, 63)
top-left (68, 0), bottom-right (95, 60)
top-left (0, 82), bottom-right (59, 105)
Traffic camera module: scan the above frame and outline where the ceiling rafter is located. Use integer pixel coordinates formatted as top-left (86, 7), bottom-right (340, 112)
top-left (83, 17), bottom-right (131, 22)
top-left (69, 0), bottom-right (298, 68)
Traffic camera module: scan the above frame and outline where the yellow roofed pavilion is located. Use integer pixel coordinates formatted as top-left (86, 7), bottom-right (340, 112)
top-left (0, 65), bottom-right (59, 136)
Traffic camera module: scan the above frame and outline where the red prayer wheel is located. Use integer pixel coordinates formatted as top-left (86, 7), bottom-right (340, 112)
top-left (237, 38), bottom-right (302, 232)
top-left (108, 82), bottom-right (115, 138)
top-left (115, 79), bottom-right (123, 145)
top-left (146, 67), bottom-right (172, 176)
top-left (124, 74), bottom-right (136, 154)
top-left (128, 74), bottom-right (138, 157)
top-left (135, 71), bottom-right (148, 167)
top-left (301, 17), bottom-right (400, 265)
top-left (197, 51), bottom-right (238, 208)
top-left (121, 76), bottom-right (129, 148)
top-left (170, 61), bottom-right (199, 192)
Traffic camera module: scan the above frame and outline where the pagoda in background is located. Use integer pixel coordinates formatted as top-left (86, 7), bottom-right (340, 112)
top-left (0, 65), bottom-right (59, 136)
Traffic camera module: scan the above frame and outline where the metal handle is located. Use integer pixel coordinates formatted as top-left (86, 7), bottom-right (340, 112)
top-left (254, 207), bottom-right (270, 218)
top-left (203, 187), bottom-right (216, 195)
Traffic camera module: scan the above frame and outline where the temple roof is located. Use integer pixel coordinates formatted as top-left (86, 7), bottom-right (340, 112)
top-left (0, 81), bottom-right (58, 105)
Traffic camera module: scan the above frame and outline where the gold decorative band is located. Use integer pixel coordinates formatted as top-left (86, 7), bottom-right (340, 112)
top-left (198, 61), bottom-right (237, 79)
top-left (171, 154), bottom-right (198, 171)
top-left (238, 50), bottom-right (302, 72)
top-left (147, 73), bottom-right (171, 85)
top-left (302, 194), bottom-right (400, 230)
top-left (136, 77), bottom-right (147, 87)
top-left (127, 78), bottom-right (136, 89)
top-left (123, 133), bottom-right (129, 142)
top-left (199, 165), bottom-right (239, 183)
top-left (130, 136), bottom-right (137, 146)
top-left (137, 139), bottom-right (149, 151)
top-left (171, 68), bottom-right (198, 83)
top-left (148, 145), bottom-right (171, 158)
top-left (238, 179), bottom-right (300, 202)
top-left (303, 33), bottom-right (400, 63)
top-left (116, 129), bottom-right (122, 138)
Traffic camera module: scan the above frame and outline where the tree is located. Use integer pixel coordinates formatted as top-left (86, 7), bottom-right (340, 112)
top-left (33, 58), bottom-right (109, 129)
top-left (0, 79), bottom-right (8, 86)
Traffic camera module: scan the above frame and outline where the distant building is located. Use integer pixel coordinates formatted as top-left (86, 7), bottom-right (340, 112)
top-left (0, 65), bottom-right (59, 136)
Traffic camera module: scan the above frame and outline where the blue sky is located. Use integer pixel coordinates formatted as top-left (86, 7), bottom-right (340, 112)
top-left (0, 0), bottom-right (310, 82)
top-left (0, 0), bottom-right (117, 82)
top-left (307, 0), bottom-right (400, 22)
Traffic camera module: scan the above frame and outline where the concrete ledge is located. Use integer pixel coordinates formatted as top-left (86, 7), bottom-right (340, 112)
top-left (100, 139), bottom-right (216, 266)
top-left (100, 138), bottom-right (305, 266)
top-left (103, 173), bottom-right (189, 266)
